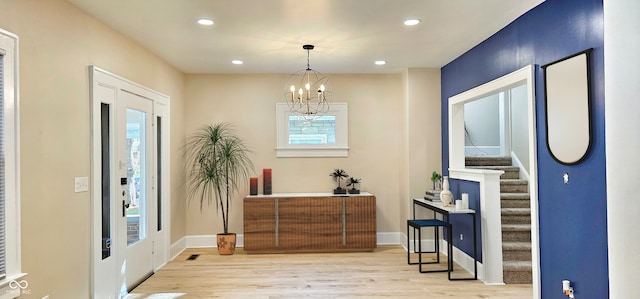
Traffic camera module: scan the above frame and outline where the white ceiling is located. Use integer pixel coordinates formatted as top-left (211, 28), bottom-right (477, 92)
top-left (67, 0), bottom-right (544, 74)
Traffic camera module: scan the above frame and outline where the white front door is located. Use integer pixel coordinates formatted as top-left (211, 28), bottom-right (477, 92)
top-left (117, 92), bottom-right (154, 293)
top-left (91, 67), bottom-right (170, 299)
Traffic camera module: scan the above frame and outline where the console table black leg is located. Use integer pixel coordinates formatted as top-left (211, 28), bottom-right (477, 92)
top-left (473, 213), bottom-right (477, 280)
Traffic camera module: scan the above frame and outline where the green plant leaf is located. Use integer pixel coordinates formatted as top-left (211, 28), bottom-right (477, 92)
top-left (185, 123), bottom-right (254, 234)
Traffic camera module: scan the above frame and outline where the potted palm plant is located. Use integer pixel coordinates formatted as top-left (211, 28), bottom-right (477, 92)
top-left (330, 169), bottom-right (349, 194)
top-left (185, 123), bottom-right (254, 255)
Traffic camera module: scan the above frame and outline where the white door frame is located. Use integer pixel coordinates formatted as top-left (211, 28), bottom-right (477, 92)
top-left (448, 65), bottom-right (539, 296)
top-left (90, 66), bottom-right (171, 298)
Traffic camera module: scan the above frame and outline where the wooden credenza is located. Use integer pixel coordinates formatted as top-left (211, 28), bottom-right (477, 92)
top-left (243, 193), bottom-right (376, 253)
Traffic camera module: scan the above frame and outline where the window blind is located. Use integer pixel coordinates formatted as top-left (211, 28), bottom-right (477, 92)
top-left (0, 53), bottom-right (6, 280)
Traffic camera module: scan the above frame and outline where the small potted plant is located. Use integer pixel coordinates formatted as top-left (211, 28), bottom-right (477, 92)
top-left (431, 171), bottom-right (442, 190)
top-left (346, 177), bottom-right (361, 194)
top-left (330, 169), bottom-right (349, 194)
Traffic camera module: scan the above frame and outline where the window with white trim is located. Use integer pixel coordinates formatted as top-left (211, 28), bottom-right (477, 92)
top-left (0, 28), bottom-right (23, 294)
top-left (275, 103), bottom-right (348, 157)
top-left (0, 34), bottom-right (5, 282)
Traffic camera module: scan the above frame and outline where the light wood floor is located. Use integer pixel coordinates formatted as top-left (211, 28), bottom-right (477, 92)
top-left (126, 245), bottom-right (532, 298)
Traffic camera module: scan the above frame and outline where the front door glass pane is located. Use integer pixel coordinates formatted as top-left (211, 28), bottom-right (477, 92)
top-left (101, 103), bottom-right (111, 258)
top-left (126, 108), bottom-right (146, 246)
top-left (156, 116), bottom-right (162, 232)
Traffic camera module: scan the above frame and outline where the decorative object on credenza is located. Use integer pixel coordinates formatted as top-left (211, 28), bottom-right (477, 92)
top-left (330, 168), bottom-right (348, 194)
top-left (440, 176), bottom-right (454, 207)
top-left (347, 177), bottom-right (361, 194)
top-left (431, 171), bottom-right (442, 190)
top-left (249, 177), bottom-right (258, 195)
top-left (263, 168), bottom-right (272, 195)
top-left (185, 122), bottom-right (254, 255)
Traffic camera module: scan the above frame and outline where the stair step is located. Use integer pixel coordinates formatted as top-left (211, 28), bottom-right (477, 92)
top-left (501, 208), bottom-right (531, 224)
top-left (503, 261), bottom-right (533, 284)
top-left (502, 242), bottom-right (532, 261)
top-left (502, 241), bottom-right (532, 250)
top-left (501, 193), bottom-right (531, 200)
top-left (500, 194), bottom-right (530, 209)
top-left (465, 156), bottom-right (513, 166)
top-left (500, 179), bottom-right (529, 193)
top-left (503, 260), bottom-right (532, 270)
top-left (502, 224), bottom-right (531, 242)
top-left (501, 208), bottom-right (531, 216)
top-left (468, 165), bottom-right (520, 179)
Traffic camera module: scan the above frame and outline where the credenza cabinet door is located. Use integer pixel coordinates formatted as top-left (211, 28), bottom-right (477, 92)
top-left (243, 198), bottom-right (277, 251)
top-left (309, 197), bottom-right (343, 249)
top-left (344, 196), bottom-right (377, 249)
top-left (278, 197), bottom-right (311, 250)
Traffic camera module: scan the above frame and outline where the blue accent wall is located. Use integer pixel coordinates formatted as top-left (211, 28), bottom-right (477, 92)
top-left (448, 179), bottom-right (481, 262)
top-left (441, 0), bottom-right (608, 298)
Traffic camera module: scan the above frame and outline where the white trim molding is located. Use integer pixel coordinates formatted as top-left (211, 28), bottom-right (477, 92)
top-left (449, 168), bottom-right (504, 284)
top-left (184, 232), bottom-right (399, 249)
top-left (447, 65), bottom-right (539, 293)
top-left (0, 28), bottom-right (23, 299)
top-left (275, 103), bottom-right (349, 157)
top-left (170, 237), bottom-right (187, 261)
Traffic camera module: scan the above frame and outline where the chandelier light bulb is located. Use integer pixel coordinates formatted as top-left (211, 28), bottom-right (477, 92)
top-left (290, 85), bottom-right (295, 102)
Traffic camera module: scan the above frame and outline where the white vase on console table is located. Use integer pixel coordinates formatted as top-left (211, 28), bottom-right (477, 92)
top-left (440, 176), bottom-right (454, 206)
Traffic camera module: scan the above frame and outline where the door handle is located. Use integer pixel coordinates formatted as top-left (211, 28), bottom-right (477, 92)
top-left (122, 200), bottom-right (130, 217)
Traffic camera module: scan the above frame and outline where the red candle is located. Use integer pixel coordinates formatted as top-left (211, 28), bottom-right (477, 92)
top-left (263, 168), bottom-right (272, 195)
top-left (249, 177), bottom-right (258, 195)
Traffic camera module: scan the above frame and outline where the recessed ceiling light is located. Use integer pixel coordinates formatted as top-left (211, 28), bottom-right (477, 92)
top-left (374, 60), bottom-right (387, 65)
top-left (404, 19), bottom-right (421, 26)
top-left (231, 60), bottom-right (243, 65)
top-left (197, 18), bottom-right (214, 26)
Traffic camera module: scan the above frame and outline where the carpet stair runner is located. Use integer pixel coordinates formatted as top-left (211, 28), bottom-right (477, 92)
top-left (466, 156), bottom-right (532, 284)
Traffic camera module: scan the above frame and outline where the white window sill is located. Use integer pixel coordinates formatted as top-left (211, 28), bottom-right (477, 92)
top-left (0, 273), bottom-right (29, 299)
top-left (275, 147), bottom-right (349, 158)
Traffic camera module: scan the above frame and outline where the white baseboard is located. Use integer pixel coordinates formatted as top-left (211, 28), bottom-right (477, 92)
top-left (510, 151), bottom-right (530, 181)
top-left (443, 240), bottom-right (490, 283)
top-left (377, 232), bottom-right (402, 245)
top-left (182, 232), bottom-right (400, 249)
top-left (403, 233), bottom-right (438, 252)
top-left (170, 236), bottom-right (187, 260)
top-left (185, 234), bottom-right (216, 248)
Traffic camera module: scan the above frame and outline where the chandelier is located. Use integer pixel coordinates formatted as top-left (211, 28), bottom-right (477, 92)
top-left (283, 45), bottom-right (332, 119)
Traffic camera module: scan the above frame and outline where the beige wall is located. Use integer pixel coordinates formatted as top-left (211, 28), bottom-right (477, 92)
top-left (0, 0), bottom-right (186, 298)
top-left (185, 73), bottom-right (408, 235)
top-left (184, 70), bottom-right (441, 239)
top-left (403, 68), bottom-right (442, 230)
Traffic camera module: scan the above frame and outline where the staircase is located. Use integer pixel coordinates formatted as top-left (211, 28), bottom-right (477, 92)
top-left (466, 156), bottom-right (532, 284)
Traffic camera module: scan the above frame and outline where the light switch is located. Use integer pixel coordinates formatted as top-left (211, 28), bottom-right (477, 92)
top-left (75, 177), bottom-right (89, 193)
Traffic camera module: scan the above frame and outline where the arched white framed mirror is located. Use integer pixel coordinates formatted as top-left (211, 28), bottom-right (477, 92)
top-left (542, 49), bottom-right (593, 165)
